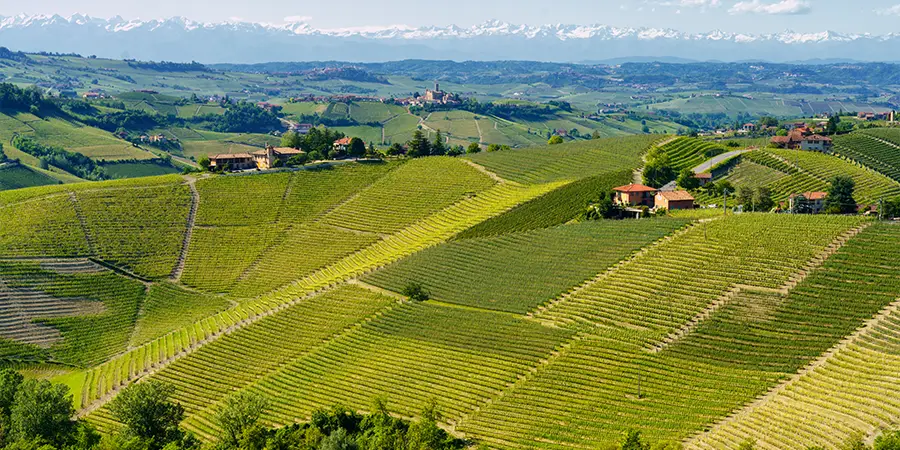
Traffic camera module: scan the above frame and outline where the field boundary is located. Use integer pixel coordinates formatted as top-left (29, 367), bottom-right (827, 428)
top-left (685, 296), bottom-right (900, 449)
top-left (649, 221), bottom-right (869, 354)
top-left (69, 192), bottom-right (95, 254)
top-left (170, 177), bottom-right (199, 282)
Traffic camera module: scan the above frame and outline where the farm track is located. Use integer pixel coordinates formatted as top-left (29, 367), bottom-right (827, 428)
top-left (69, 192), bottom-right (95, 254)
top-left (650, 222), bottom-right (869, 354)
top-left (462, 160), bottom-right (511, 185)
top-left (169, 177), bottom-right (199, 282)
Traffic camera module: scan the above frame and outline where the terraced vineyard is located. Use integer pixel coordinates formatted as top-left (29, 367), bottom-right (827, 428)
top-left (720, 148), bottom-right (900, 205)
top-left (4, 132), bottom-right (900, 450)
top-left (655, 137), bottom-right (726, 171)
top-left (364, 219), bottom-right (688, 313)
top-left (834, 131), bottom-right (900, 182)
top-left (465, 135), bottom-right (658, 184)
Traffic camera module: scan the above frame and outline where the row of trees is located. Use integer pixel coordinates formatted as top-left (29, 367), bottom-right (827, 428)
top-left (10, 135), bottom-right (108, 181)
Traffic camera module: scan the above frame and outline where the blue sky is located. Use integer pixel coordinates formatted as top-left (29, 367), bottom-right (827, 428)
top-left (4, 0), bottom-right (900, 34)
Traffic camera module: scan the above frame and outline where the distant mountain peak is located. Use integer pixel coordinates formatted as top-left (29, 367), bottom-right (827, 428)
top-left (0, 14), bottom-right (897, 63)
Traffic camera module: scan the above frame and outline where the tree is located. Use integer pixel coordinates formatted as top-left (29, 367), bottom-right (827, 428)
top-left (466, 142), bottom-right (481, 154)
top-left (215, 392), bottom-right (269, 447)
top-left (825, 114), bottom-right (841, 135)
top-left (318, 428), bottom-right (356, 450)
top-left (548, 135), bottom-right (564, 145)
top-left (348, 137), bottom-right (366, 158)
top-left (753, 187), bottom-right (774, 212)
top-left (875, 429), bottom-right (900, 450)
top-left (620, 430), bottom-right (649, 450)
top-left (287, 154), bottom-right (308, 167)
top-left (882, 197), bottom-right (900, 219)
top-left (825, 175), bottom-right (856, 214)
top-left (108, 381), bottom-right (186, 449)
top-left (197, 157), bottom-right (210, 172)
top-left (431, 130), bottom-right (446, 156)
top-left (758, 116), bottom-right (778, 128)
top-left (0, 369), bottom-right (23, 446)
top-left (407, 400), bottom-right (450, 450)
top-left (402, 282), bottom-right (430, 302)
top-left (446, 145), bottom-right (464, 157)
top-left (9, 379), bottom-right (77, 448)
top-left (406, 130), bottom-right (431, 158)
top-left (486, 144), bottom-right (501, 152)
top-left (737, 440), bottom-right (755, 450)
top-left (676, 168), bottom-right (700, 190)
top-left (386, 143), bottom-right (405, 156)
top-left (737, 187), bottom-right (755, 211)
top-left (281, 131), bottom-right (302, 149)
top-left (582, 193), bottom-right (621, 220)
top-left (591, 130), bottom-right (601, 139)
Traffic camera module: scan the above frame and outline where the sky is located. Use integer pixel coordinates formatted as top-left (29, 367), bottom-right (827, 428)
top-left (3, 0), bottom-right (900, 34)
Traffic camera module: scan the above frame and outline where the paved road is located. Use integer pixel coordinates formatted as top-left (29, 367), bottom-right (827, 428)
top-left (659, 149), bottom-right (748, 191)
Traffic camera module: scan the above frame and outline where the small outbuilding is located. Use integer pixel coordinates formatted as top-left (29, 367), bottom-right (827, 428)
top-left (655, 190), bottom-right (695, 210)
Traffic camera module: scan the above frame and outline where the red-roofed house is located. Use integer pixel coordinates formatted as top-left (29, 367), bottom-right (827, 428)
top-left (613, 184), bottom-right (658, 207)
top-left (789, 191), bottom-right (828, 214)
top-left (251, 145), bottom-right (305, 169)
top-left (333, 137), bottom-right (353, 152)
top-left (799, 135), bottom-right (833, 152)
top-left (655, 190), bottom-right (695, 210)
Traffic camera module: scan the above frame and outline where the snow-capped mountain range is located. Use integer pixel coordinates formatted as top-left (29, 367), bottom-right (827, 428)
top-left (1, 14), bottom-right (899, 63)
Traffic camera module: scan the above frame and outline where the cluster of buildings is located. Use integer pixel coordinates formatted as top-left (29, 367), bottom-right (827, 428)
top-left (209, 145), bottom-right (305, 171)
top-left (395, 82), bottom-right (459, 107)
top-left (770, 126), bottom-right (833, 151)
top-left (611, 183), bottom-right (697, 211)
top-left (857, 111), bottom-right (895, 121)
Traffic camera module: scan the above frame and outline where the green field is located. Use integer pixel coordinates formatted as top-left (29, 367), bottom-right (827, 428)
top-left (3, 120), bottom-right (900, 450)
top-left (0, 164), bottom-right (59, 191)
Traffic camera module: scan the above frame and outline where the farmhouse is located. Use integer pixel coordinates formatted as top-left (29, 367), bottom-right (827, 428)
top-left (789, 191), bottom-right (828, 214)
top-left (209, 153), bottom-right (255, 171)
top-left (251, 145), bottom-right (305, 169)
top-left (655, 190), bottom-right (695, 210)
top-left (613, 184), bottom-right (658, 207)
top-left (333, 137), bottom-right (353, 152)
top-left (742, 123), bottom-right (756, 132)
top-left (799, 135), bottom-right (833, 152)
top-left (294, 123), bottom-right (313, 134)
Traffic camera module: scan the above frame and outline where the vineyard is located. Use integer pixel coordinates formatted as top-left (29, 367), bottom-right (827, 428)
top-left (716, 148), bottom-right (900, 205)
top-left (2, 132), bottom-right (900, 450)
top-left (834, 131), bottom-right (900, 182)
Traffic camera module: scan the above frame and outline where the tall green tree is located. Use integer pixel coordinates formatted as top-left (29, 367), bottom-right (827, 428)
top-left (0, 369), bottom-right (23, 446)
top-left (619, 430), bottom-right (649, 450)
top-left (825, 175), bottom-right (856, 214)
top-left (676, 168), bottom-right (700, 190)
top-left (431, 130), bottom-right (446, 156)
top-left (753, 187), bottom-right (775, 212)
top-left (348, 137), bottom-right (367, 158)
top-left (548, 136), bottom-right (564, 145)
top-left (108, 381), bottom-right (186, 450)
top-left (215, 392), bottom-right (269, 447)
top-left (281, 131), bottom-right (302, 149)
top-left (875, 430), bottom-right (900, 450)
top-left (9, 379), bottom-right (77, 447)
top-left (466, 142), bottom-right (481, 154)
top-left (406, 130), bottom-right (431, 158)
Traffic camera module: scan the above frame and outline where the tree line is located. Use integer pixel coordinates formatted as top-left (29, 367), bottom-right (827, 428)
top-left (10, 135), bottom-right (107, 181)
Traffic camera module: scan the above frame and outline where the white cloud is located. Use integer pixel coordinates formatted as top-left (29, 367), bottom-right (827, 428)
top-left (729, 0), bottom-right (812, 14)
top-left (876, 4), bottom-right (900, 15)
top-left (283, 15), bottom-right (313, 23)
top-left (679, 0), bottom-right (721, 7)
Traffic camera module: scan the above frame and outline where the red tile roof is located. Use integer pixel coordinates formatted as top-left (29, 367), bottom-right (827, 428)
top-left (333, 137), bottom-right (353, 145)
top-left (802, 134), bottom-right (832, 142)
top-left (790, 191), bottom-right (828, 200)
top-left (613, 183), bottom-right (658, 193)
top-left (657, 190), bottom-right (695, 201)
top-left (695, 172), bottom-right (712, 179)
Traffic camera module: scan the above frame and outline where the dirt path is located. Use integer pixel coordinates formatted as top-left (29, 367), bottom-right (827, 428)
top-left (169, 177), bottom-right (199, 282)
top-left (69, 193), bottom-right (95, 254)
top-left (474, 118), bottom-right (484, 143)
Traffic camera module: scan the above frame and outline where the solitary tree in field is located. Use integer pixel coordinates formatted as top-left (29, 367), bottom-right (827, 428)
top-left (466, 142), bottom-right (481, 154)
top-left (548, 135), bottom-right (564, 145)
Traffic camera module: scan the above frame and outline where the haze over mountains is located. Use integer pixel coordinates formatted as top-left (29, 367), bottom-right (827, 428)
top-left (1, 14), bottom-right (900, 63)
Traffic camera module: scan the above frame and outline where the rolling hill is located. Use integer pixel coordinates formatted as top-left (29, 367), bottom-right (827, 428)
top-left (2, 134), bottom-right (900, 449)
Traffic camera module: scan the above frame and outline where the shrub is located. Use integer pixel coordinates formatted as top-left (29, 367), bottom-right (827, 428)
top-left (402, 282), bottom-right (430, 301)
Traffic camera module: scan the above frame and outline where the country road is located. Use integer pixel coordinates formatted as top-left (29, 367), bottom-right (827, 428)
top-left (660, 149), bottom-right (748, 191)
